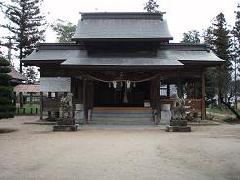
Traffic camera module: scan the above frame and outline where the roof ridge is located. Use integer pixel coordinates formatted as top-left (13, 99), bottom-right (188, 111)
top-left (81, 12), bottom-right (164, 20)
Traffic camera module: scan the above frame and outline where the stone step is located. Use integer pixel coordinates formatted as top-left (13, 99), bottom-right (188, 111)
top-left (91, 117), bottom-right (152, 121)
top-left (90, 118), bottom-right (154, 125)
top-left (89, 121), bottom-right (154, 125)
top-left (93, 106), bottom-right (152, 110)
top-left (92, 113), bottom-right (152, 118)
top-left (91, 107), bottom-right (154, 125)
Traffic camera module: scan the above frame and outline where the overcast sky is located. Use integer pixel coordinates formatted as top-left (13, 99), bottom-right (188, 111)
top-left (42, 0), bottom-right (239, 42)
top-left (0, 0), bottom-right (239, 67)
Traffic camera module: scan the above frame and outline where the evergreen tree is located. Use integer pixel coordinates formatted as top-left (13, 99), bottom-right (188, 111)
top-left (204, 13), bottom-right (232, 103)
top-left (181, 30), bottom-right (201, 44)
top-left (204, 27), bottom-right (218, 101)
top-left (232, 4), bottom-right (240, 108)
top-left (233, 5), bottom-right (240, 55)
top-left (51, 19), bottom-right (77, 43)
top-left (0, 0), bottom-right (46, 73)
top-left (144, 0), bottom-right (160, 13)
top-left (0, 56), bottom-right (15, 119)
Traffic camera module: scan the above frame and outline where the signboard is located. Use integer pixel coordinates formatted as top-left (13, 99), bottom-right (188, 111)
top-left (40, 77), bottom-right (71, 92)
top-left (144, 100), bottom-right (151, 107)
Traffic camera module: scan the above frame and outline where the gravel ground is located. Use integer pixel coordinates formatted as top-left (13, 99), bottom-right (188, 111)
top-left (0, 116), bottom-right (240, 180)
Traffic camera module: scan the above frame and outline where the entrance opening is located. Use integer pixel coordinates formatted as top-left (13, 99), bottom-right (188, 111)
top-left (94, 81), bottom-right (150, 107)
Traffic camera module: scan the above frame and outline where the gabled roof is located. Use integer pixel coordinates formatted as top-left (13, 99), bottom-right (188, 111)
top-left (72, 12), bottom-right (173, 41)
top-left (8, 67), bottom-right (27, 81)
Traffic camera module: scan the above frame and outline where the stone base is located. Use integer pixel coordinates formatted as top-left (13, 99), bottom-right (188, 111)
top-left (170, 120), bottom-right (188, 126)
top-left (166, 125), bottom-right (191, 132)
top-left (53, 125), bottom-right (78, 132)
top-left (160, 110), bottom-right (171, 125)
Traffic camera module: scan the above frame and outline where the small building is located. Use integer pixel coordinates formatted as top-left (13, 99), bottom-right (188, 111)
top-left (8, 66), bottom-right (27, 86)
top-left (22, 12), bottom-right (224, 124)
top-left (14, 84), bottom-right (40, 106)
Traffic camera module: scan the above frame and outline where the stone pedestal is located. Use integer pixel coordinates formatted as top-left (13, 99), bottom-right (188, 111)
top-left (160, 104), bottom-right (171, 125)
top-left (53, 118), bottom-right (78, 131)
top-left (166, 120), bottom-right (191, 132)
top-left (53, 124), bottom-right (78, 131)
top-left (166, 125), bottom-right (191, 132)
top-left (74, 104), bottom-right (84, 124)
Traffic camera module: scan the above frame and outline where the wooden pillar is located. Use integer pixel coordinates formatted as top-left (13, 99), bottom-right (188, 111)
top-left (193, 81), bottom-right (197, 99)
top-left (19, 92), bottom-right (23, 108)
top-left (55, 92), bottom-right (59, 118)
top-left (83, 79), bottom-right (88, 123)
top-left (150, 78), bottom-right (160, 112)
top-left (13, 92), bottom-right (16, 106)
top-left (88, 81), bottom-right (94, 110)
top-left (167, 83), bottom-right (170, 97)
top-left (150, 79), bottom-right (156, 109)
top-left (177, 81), bottom-right (184, 98)
top-left (40, 92), bottom-right (43, 120)
top-left (156, 79), bottom-right (160, 112)
top-left (47, 92), bottom-right (52, 119)
top-left (29, 92), bottom-right (33, 104)
top-left (201, 71), bottom-right (206, 120)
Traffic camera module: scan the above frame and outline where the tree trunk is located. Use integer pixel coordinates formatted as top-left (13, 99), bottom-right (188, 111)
top-left (19, 47), bottom-right (23, 73)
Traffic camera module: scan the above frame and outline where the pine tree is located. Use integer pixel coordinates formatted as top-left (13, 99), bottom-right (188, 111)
top-left (51, 19), bottom-right (77, 43)
top-left (181, 30), bottom-right (201, 44)
top-left (0, 56), bottom-right (15, 119)
top-left (23, 66), bottom-right (37, 84)
top-left (204, 27), bottom-right (218, 102)
top-left (0, 0), bottom-right (46, 73)
top-left (232, 4), bottom-right (240, 108)
top-left (204, 13), bottom-right (232, 104)
top-left (144, 0), bottom-right (160, 13)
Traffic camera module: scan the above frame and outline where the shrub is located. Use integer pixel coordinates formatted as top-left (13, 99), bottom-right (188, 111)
top-left (0, 57), bottom-right (15, 119)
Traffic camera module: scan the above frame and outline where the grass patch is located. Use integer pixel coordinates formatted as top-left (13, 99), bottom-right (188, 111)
top-left (206, 107), bottom-right (232, 115)
top-left (223, 118), bottom-right (240, 124)
top-left (16, 104), bottom-right (40, 115)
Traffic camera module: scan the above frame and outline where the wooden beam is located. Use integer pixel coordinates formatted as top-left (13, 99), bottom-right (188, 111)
top-left (201, 70), bottom-right (206, 120)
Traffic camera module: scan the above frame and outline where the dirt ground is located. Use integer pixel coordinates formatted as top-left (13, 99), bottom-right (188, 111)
top-left (0, 116), bottom-right (240, 180)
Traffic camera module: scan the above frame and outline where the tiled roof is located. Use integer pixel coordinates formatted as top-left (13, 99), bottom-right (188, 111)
top-left (14, 84), bottom-right (40, 93)
top-left (22, 49), bottom-right (87, 61)
top-left (8, 67), bottom-right (27, 81)
top-left (22, 43), bottom-right (224, 65)
top-left (72, 12), bottom-right (173, 40)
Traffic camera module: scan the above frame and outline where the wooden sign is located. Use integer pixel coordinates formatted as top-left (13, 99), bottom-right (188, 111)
top-left (40, 77), bottom-right (71, 92)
